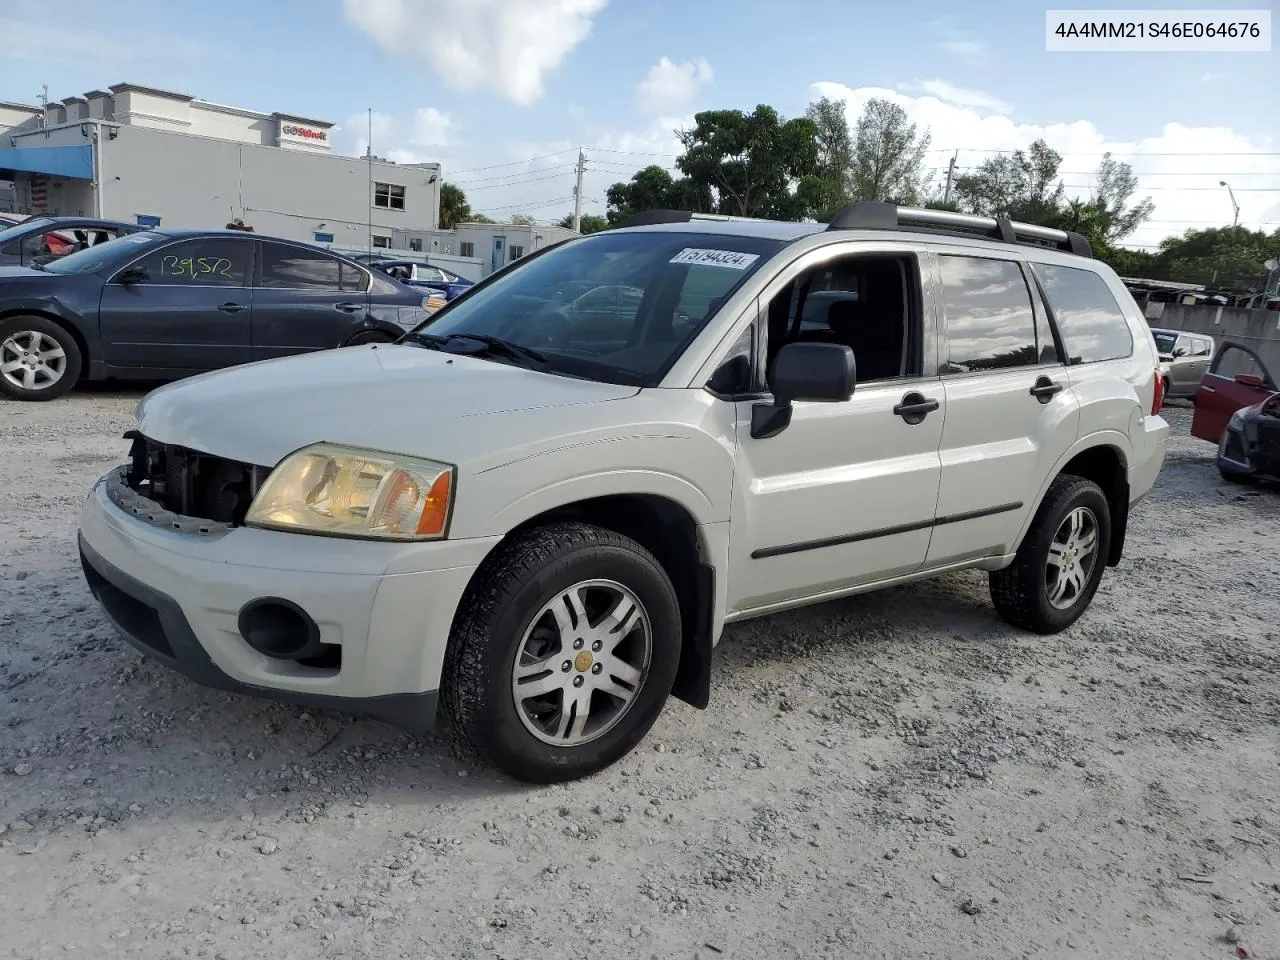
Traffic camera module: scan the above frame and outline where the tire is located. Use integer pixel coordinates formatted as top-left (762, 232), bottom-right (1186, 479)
top-left (442, 522), bottom-right (682, 783)
top-left (1161, 378), bottom-right (1171, 404)
top-left (0, 315), bottom-right (82, 401)
top-left (989, 474), bottom-right (1111, 635)
top-left (1218, 462), bottom-right (1255, 485)
top-left (343, 330), bottom-right (396, 347)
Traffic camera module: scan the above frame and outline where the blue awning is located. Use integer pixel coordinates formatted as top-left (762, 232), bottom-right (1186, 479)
top-left (0, 144), bottom-right (94, 180)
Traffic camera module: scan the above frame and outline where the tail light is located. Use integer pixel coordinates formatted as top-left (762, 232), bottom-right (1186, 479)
top-left (1151, 367), bottom-right (1164, 415)
top-left (422, 292), bottom-right (447, 313)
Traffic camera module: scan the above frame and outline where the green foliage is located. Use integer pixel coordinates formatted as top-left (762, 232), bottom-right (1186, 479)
top-left (674, 105), bottom-right (820, 219)
top-left (849, 98), bottom-right (932, 205)
top-left (558, 213), bottom-right (609, 234)
top-left (953, 139), bottom-right (1066, 222)
top-left (468, 212), bottom-right (495, 224)
top-left (604, 164), bottom-right (712, 226)
top-left (508, 213), bottom-right (536, 225)
top-left (439, 183), bottom-right (471, 230)
top-left (804, 97), bottom-right (854, 219)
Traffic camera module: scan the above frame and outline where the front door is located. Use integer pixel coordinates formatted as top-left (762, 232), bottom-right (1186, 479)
top-left (98, 236), bottom-right (255, 371)
top-left (251, 240), bottom-right (369, 360)
top-left (491, 236), bottom-right (506, 274)
top-left (925, 252), bottom-right (1080, 567)
top-left (728, 244), bottom-right (943, 614)
top-left (1191, 342), bottom-right (1278, 443)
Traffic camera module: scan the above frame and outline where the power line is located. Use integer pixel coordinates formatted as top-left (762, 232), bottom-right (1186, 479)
top-left (448, 149), bottom-right (577, 176)
top-left (461, 171), bottom-right (577, 192)
top-left (479, 195), bottom-right (577, 214)
top-left (451, 163), bottom-right (577, 186)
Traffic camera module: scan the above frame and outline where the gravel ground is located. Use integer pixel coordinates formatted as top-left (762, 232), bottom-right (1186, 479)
top-left (1, 389), bottom-right (1277, 960)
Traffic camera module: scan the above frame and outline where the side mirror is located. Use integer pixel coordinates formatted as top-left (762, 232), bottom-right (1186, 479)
top-left (751, 341), bottom-right (856, 439)
top-left (117, 267), bottom-right (148, 285)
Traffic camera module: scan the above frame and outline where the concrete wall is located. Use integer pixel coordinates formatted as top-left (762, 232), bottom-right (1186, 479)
top-left (1146, 302), bottom-right (1280, 375)
top-left (88, 124), bottom-right (440, 242)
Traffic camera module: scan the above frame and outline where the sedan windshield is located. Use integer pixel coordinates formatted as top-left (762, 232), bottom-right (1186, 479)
top-left (41, 231), bottom-right (166, 275)
top-left (413, 230), bottom-right (782, 386)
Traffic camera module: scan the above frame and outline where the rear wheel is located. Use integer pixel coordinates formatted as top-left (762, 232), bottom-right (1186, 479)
top-left (990, 474), bottom-right (1111, 634)
top-left (0, 316), bottom-right (82, 401)
top-left (442, 522), bottom-right (681, 783)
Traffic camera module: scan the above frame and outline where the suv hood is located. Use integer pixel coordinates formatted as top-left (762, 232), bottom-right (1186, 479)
top-left (136, 343), bottom-right (640, 467)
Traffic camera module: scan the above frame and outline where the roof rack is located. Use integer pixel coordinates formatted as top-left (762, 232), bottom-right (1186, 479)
top-left (825, 201), bottom-right (1092, 259)
top-left (615, 209), bottom-right (782, 229)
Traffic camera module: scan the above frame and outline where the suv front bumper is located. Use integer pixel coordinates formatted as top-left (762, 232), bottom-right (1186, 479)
top-left (77, 471), bottom-right (499, 732)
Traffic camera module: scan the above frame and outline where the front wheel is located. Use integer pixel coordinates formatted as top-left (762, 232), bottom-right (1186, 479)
top-left (0, 316), bottom-right (83, 401)
top-left (989, 474), bottom-right (1111, 634)
top-left (442, 522), bottom-right (682, 783)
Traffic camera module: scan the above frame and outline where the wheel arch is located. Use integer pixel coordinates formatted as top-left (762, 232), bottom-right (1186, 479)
top-left (1017, 433), bottom-right (1131, 568)
top-left (458, 492), bottom-right (719, 711)
top-left (0, 307), bottom-right (96, 377)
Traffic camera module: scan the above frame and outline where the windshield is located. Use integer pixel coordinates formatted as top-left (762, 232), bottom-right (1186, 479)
top-left (41, 231), bottom-right (166, 275)
top-left (0, 216), bottom-right (56, 246)
top-left (413, 230), bottom-right (782, 386)
top-left (1152, 331), bottom-right (1179, 355)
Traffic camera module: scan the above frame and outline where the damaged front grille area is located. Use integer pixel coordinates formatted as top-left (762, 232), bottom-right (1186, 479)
top-left (123, 430), bottom-right (271, 526)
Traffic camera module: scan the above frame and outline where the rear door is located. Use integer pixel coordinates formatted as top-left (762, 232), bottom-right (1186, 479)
top-left (98, 236), bottom-right (255, 371)
top-left (251, 241), bottom-right (369, 360)
top-left (1191, 343), bottom-right (1278, 443)
top-left (925, 251), bottom-right (1079, 567)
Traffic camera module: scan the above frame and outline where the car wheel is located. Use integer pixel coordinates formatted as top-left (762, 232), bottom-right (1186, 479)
top-left (1218, 462), bottom-right (1255, 484)
top-left (989, 474), bottom-right (1111, 635)
top-left (1161, 378), bottom-right (1171, 403)
top-left (443, 522), bottom-right (682, 783)
top-left (0, 315), bottom-right (82, 401)
top-left (343, 330), bottom-right (397, 347)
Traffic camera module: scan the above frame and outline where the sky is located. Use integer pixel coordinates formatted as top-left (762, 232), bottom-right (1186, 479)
top-left (3, 0), bottom-right (1277, 250)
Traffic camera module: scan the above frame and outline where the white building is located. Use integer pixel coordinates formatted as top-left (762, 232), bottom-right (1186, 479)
top-left (0, 83), bottom-right (442, 252)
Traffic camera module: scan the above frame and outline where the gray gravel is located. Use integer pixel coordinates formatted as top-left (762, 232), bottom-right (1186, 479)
top-left (2, 389), bottom-right (1278, 960)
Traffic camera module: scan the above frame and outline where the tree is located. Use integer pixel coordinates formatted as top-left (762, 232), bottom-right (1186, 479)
top-left (1091, 153), bottom-right (1154, 243)
top-left (557, 213), bottom-right (608, 233)
top-left (604, 164), bottom-right (711, 225)
top-left (848, 98), bottom-right (932, 205)
top-left (675, 105), bottom-right (819, 219)
top-left (1153, 226), bottom-right (1280, 289)
top-left (804, 96), bottom-right (853, 218)
top-left (953, 139), bottom-right (1065, 222)
top-left (439, 183), bottom-right (471, 229)
top-left (468, 212), bottom-right (494, 223)
top-left (508, 213), bottom-right (536, 225)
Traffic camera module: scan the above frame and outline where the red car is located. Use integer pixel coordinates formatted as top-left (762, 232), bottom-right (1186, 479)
top-left (1192, 342), bottom-right (1280, 483)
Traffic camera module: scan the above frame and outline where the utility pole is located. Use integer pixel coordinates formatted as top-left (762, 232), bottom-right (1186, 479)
top-left (367, 108), bottom-right (374, 255)
top-left (572, 150), bottom-right (585, 232)
top-left (943, 150), bottom-right (958, 204)
top-left (1219, 180), bottom-right (1240, 228)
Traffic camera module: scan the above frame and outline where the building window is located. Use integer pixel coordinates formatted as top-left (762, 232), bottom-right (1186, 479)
top-left (459, 242), bottom-right (475, 258)
top-left (510, 245), bottom-right (525, 260)
top-left (409, 238), bottom-right (423, 252)
top-left (372, 235), bottom-right (391, 249)
top-left (374, 182), bottom-right (405, 210)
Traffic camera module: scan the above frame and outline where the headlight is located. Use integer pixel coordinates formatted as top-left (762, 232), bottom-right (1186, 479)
top-left (1227, 410), bottom-right (1244, 430)
top-left (246, 443), bottom-right (454, 540)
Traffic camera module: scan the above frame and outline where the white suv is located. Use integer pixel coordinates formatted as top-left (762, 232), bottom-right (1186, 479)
top-left (78, 202), bottom-right (1170, 783)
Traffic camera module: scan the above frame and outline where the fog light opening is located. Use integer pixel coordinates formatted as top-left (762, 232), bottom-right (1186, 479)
top-left (237, 598), bottom-right (326, 661)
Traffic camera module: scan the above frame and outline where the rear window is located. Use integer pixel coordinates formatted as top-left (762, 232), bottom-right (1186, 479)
top-left (1032, 263), bottom-right (1134, 364)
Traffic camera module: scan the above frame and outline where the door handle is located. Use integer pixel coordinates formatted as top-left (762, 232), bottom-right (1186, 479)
top-left (334, 302), bottom-right (362, 313)
top-left (893, 392), bottom-right (940, 424)
top-left (217, 302), bottom-right (247, 313)
top-left (1029, 376), bottom-right (1063, 403)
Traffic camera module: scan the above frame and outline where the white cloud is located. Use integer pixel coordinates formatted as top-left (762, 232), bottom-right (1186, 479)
top-left (1199, 72), bottom-right (1227, 82)
top-left (342, 0), bottom-right (606, 105)
top-left (636, 56), bottom-right (714, 116)
top-left (904, 79), bottom-right (1012, 115)
top-left (814, 81), bottom-right (1280, 250)
top-left (342, 107), bottom-right (455, 164)
top-left (940, 38), bottom-right (987, 60)
top-left (409, 107), bottom-right (454, 146)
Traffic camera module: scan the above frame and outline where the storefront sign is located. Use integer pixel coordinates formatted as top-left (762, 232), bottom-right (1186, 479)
top-left (278, 121), bottom-right (330, 146)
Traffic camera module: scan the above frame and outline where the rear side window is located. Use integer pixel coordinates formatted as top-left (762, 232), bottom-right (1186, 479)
top-left (1032, 263), bottom-right (1134, 364)
top-left (938, 255), bottom-right (1039, 373)
top-left (260, 242), bottom-right (342, 290)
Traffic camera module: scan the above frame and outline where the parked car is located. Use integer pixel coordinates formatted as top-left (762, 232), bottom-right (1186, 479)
top-left (1151, 327), bottom-right (1214, 400)
top-left (1190, 341), bottom-right (1280, 483)
top-left (372, 259), bottom-right (475, 300)
top-left (77, 202), bottom-right (1168, 783)
top-left (0, 213), bottom-right (25, 229)
top-left (0, 217), bottom-right (144, 267)
top-left (0, 229), bottom-right (435, 400)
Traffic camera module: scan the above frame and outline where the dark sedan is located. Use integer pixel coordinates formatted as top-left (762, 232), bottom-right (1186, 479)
top-left (0, 229), bottom-right (433, 400)
top-left (0, 216), bottom-right (144, 267)
top-left (1191, 341), bottom-right (1280, 484)
top-left (371, 259), bottom-right (475, 300)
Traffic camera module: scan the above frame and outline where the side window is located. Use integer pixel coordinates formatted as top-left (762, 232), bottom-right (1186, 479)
top-left (939, 255), bottom-right (1038, 373)
top-left (124, 238), bottom-right (250, 286)
top-left (764, 254), bottom-right (915, 383)
top-left (417, 266), bottom-right (445, 282)
top-left (1031, 262), bottom-right (1134, 364)
top-left (340, 262), bottom-right (369, 292)
top-left (1192, 338), bottom-right (1212, 357)
top-left (260, 243), bottom-right (342, 290)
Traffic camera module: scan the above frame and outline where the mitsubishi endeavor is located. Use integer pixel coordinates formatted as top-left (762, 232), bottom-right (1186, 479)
top-left (77, 202), bottom-right (1170, 783)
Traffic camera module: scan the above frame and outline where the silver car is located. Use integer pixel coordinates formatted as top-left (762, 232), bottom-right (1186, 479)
top-left (1152, 328), bottom-right (1214, 399)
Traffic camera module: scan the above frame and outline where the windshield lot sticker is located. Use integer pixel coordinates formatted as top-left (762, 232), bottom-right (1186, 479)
top-left (669, 248), bottom-right (760, 270)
